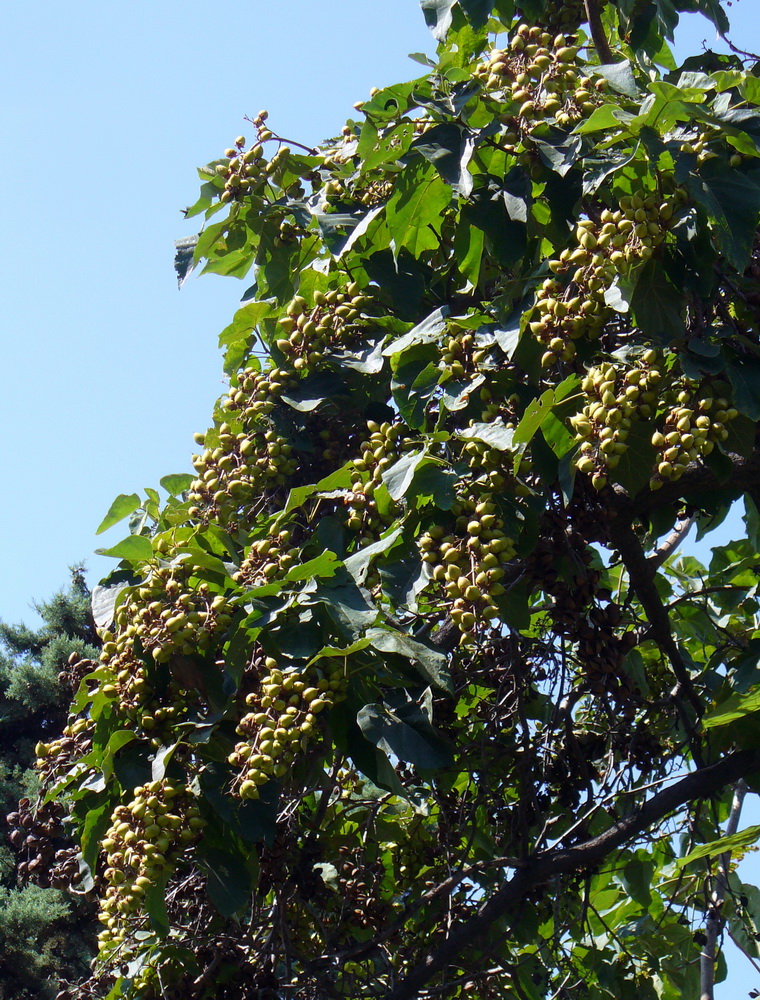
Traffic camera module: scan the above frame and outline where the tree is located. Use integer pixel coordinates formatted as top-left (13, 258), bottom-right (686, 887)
top-left (0, 569), bottom-right (99, 999)
top-left (33, 1), bottom-right (760, 997)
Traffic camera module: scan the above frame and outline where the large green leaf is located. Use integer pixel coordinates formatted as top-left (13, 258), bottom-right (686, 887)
top-left (358, 692), bottom-right (452, 770)
top-left (96, 493), bottom-right (141, 535)
top-left (96, 534), bottom-right (153, 563)
top-left (386, 161), bottom-right (451, 257)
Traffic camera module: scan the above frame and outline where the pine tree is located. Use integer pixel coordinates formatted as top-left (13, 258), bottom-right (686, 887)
top-left (0, 568), bottom-right (99, 1000)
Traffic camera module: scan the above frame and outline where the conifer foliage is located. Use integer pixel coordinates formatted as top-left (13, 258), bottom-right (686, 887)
top-left (0, 569), bottom-right (99, 999)
top-left (33, 2), bottom-right (760, 998)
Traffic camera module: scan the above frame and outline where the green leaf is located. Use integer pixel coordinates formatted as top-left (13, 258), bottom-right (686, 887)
top-left (285, 550), bottom-right (340, 583)
top-left (457, 420), bottom-right (514, 451)
top-left (575, 104), bottom-right (631, 135)
top-left (96, 493), bottom-right (141, 535)
top-left (676, 825), bottom-right (760, 867)
top-left (81, 796), bottom-right (116, 874)
top-left (358, 694), bottom-right (452, 769)
top-left (686, 164), bottom-right (760, 271)
top-left (91, 581), bottom-right (130, 630)
top-left (367, 627), bottom-right (452, 692)
top-left (627, 258), bottom-right (685, 343)
top-left (150, 741), bottom-right (183, 783)
top-left (410, 122), bottom-right (474, 196)
top-left (96, 534), bottom-right (153, 563)
top-left (344, 527), bottom-right (404, 585)
top-left (532, 130), bottom-right (582, 176)
top-left (382, 449), bottom-right (428, 501)
top-left (280, 371), bottom-right (345, 412)
top-left (592, 61), bottom-right (639, 98)
top-left (703, 687), bottom-right (760, 728)
top-left (383, 307), bottom-right (449, 356)
top-left (420, 0), bottom-right (457, 41)
top-left (386, 162), bottom-right (452, 257)
top-left (724, 352), bottom-right (760, 421)
top-left (200, 847), bottom-right (253, 918)
top-left (160, 474), bottom-right (194, 496)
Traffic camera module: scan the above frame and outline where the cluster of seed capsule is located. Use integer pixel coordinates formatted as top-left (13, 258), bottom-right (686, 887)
top-left (107, 564), bottom-right (232, 666)
top-left (419, 497), bottom-right (516, 645)
top-left (225, 364), bottom-right (294, 421)
top-left (476, 26), bottom-right (606, 129)
top-left (441, 329), bottom-right (492, 378)
top-left (216, 112), bottom-right (302, 206)
top-left (274, 284), bottom-right (371, 371)
top-left (230, 658), bottom-right (346, 799)
top-left (97, 780), bottom-right (204, 950)
top-left (233, 526), bottom-right (298, 589)
top-left (649, 386), bottom-right (737, 489)
top-left (346, 421), bottom-right (409, 542)
top-left (535, 192), bottom-right (682, 365)
top-left (188, 421), bottom-right (298, 527)
top-left (34, 719), bottom-right (94, 790)
top-left (572, 353), bottom-right (664, 489)
top-left (98, 567), bottom-right (232, 731)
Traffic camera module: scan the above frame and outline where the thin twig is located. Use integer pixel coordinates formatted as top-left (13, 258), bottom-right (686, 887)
top-left (700, 779), bottom-right (748, 1000)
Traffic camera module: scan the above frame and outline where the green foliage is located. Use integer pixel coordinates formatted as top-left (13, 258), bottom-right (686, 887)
top-left (0, 570), bottom-right (99, 999)
top-left (35, 3), bottom-right (760, 999)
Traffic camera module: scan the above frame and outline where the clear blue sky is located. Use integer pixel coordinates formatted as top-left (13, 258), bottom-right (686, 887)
top-left (1, 1), bottom-right (758, 995)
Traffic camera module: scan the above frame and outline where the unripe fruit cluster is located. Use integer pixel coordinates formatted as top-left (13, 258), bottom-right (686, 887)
top-left (476, 26), bottom-right (606, 130)
top-left (226, 363), bottom-right (294, 421)
top-left (573, 353), bottom-right (663, 489)
top-left (347, 421), bottom-right (409, 543)
top-left (101, 568), bottom-right (232, 730)
top-left (230, 657), bottom-right (346, 799)
top-left (188, 421), bottom-right (297, 528)
top-left (234, 526), bottom-right (298, 589)
top-left (649, 386), bottom-right (737, 489)
top-left (216, 112), bottom-right (300, 206)
top-left (217, 133), bottom-right (268, 205)
top-left (97, 779), bottom-right (204, 951)
top-left (274, 283), bottom-right (371, 372)
top-left (35, 723), bottom-right (93, 788)
top-left (420, 496), bottom-right (516, 646)
top-left (441, 329), bottom-right (491, 379)
top-left (535, 192), bottom-right (681, 365)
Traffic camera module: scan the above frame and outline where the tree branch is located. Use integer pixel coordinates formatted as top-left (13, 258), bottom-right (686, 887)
top-left (387, 750), bottom-right (760, 1000)
top-left (605, 515), bottom-right (705, 732)
top-left (700, 779), bottom-right (748, 1000)
top-left (650, 514), bottom-right (696, 570)
top-left (584, 0), bottom-right (615, 64)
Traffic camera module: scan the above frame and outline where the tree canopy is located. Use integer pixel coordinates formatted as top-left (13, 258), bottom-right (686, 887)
top-left (26, 1), bottom-right (760, 998)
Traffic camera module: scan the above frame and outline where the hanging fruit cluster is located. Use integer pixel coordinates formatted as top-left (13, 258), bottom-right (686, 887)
top-left (6, 798), bottom-right (68, 886)
top-left (535, 192), bottom-right (682, 366)
top-left (230, 659), bottom-right (346, 799)
top-left (476, 26), bottom-right (605, 129)
top-left (233, 525), bottom-right (298, 589)
top-left (346, 421), bottom-right (409, 542)
top-left (188, 420), bottom-right (298, 527)
top-left (649, 385), bottom-right (737, 489)
top-left (420, 496), bottom-right (516, 646)
top-left (274, 284), bottom-right (371, 371)
top-left (97, 780), bottom-right (204, 950)
top-left (572, 353), bottom-right (663, 489)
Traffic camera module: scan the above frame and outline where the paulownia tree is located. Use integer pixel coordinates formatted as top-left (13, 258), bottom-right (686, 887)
top-left (30, 1), bottom-right (760, 998)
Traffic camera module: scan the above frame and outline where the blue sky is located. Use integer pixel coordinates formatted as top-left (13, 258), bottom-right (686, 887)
top-left (1, 1), bottom-right (758, 994)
